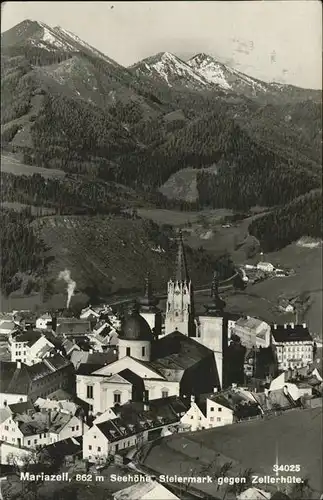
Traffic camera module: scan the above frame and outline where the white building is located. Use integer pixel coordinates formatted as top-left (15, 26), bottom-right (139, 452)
top-left (83, 396), bottom-right (189, 463)
top-left (269, 372), bottom-right (313, 401)
top-left (35, 313), bottom-right (53, 330)
top-left (180, 388), bottom-right (259, 431)
top-left (1, 409), bottom-right (87, 449)
top-left (77, 309), bottom-right (218, 415)
top-left (233, 317), bottom-right (271, 348)
top-left (271, 323), bottom-right (314, 370)
top-left (9, 330), bottom-right (55, 365)
top-left (257, 262), bottom-right (275, 273)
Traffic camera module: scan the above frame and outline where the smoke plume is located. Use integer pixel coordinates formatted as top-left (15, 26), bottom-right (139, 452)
top-left (58, 269), bottom-right (76, 308)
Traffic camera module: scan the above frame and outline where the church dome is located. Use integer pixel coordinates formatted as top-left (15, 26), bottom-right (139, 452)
top-left (119, 309), bottom-right (154, 341)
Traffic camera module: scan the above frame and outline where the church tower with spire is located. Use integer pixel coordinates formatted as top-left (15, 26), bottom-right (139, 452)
top-left (164, 231), bottom-right (195, 337)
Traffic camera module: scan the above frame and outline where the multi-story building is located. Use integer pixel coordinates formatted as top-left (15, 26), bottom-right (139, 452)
top-left (271, 323), bottom-right (314, 370)
top-left (0, 354), bottom-right (75, 406)
top-left (233, 317), bottom-right (271, 348)
top-left (9, 330), bottom-right (55, 365)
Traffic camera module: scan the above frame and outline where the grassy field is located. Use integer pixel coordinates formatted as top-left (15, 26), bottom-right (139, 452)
top-left (143, 408), bottom-right (322, 499)
top-left (1, 152), bottom-right (65, 179)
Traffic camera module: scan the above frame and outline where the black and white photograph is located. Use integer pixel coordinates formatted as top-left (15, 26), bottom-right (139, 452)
top-left (0, 1), bottom-right (322, 499)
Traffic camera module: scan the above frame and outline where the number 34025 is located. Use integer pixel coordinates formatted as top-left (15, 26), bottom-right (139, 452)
top-left (273, 465), bottom-right (301, 472)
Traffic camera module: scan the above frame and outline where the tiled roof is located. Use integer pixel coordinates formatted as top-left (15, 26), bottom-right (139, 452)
top-left (271, 324), bottom-right (312, 342)
top-left (97, 396), bottom-right (189, 443)
top-left (43, 353), bottom-right (71, 371)
top-left (0, 361), bottom-right (31, 395)
top-left (13, 329), bottom-right (42, 347)
top-left (72, 349), bottom-right (118, 370)
top-left (149, 331), bottom-right (212, 376)
top-left (56, 319), bottom-right (91, 335)
top-left (236, 317), bottom-right (264, 330)
top-left (8, 401), bottom-right (35, 415)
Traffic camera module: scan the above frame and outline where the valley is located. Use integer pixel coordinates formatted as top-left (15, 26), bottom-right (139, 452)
top-left (0, 18), bottom-right (321, 326)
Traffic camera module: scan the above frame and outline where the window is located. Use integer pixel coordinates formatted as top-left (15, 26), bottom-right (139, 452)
top-left (162, 391), bottom-right (169, 399)
top-left (4, 426), bottom-right (9, 431)
top-left (126, 347), bottom-right (131, 356)
top-left (27, 440), bottom-right (31, 445)
top-left (210, 407), bottom-right (214, 412)
top-left (34, 439), bottom-right (38, 444)
top-left (218, 408), bottom-right (222, 412)
top-left (89, 404), bottom-right (93, 412)
top-left (89, 445), bottom-right (92, 450)
top-left (97, 447), bottom-right (101, 452)
top-left (87, 385), bottom-right (94, 399)
top-left (76, 425), bottom-right (79, 430)
top-left (39, 433), bottom-right (42, 439)
top-left (190, 416), bottom-right (194, 420)
top-left (217, 417), bottom-right (221, 422)
top-left (142, 346), bottom-right (146, 357)
top-left (72, 427), bottom-right (75, 432)
top-left (210, 417), bottom-right (214, 422)
top-left (114, 392), bottom-right (121, 404)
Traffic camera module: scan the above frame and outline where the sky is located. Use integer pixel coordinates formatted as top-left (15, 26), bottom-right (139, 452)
top-left (1, 1), bottom-right (322, 89)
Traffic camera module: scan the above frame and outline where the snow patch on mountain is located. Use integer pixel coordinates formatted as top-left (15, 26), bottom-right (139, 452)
top-left (188, 53), bottom-right (268, 94)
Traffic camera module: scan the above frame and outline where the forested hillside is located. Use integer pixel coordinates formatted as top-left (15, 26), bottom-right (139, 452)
top-left (248, 189), bottom-right (322, 251)
top-left (1, 19), bottom-right (322, 299)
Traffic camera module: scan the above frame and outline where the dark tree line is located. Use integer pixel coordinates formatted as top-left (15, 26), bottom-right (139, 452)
top-left (249, 189), bottom-right (322, 251)
top-left (1, 209), bottom-right (46, 295)
top-left (1, 172), bottom-right (123, 215)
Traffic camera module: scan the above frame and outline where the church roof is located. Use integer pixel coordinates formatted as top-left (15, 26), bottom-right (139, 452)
top-left (119, 309), bottom-right (154, 342)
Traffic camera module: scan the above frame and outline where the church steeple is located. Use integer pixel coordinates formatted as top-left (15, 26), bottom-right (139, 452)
top-left (165, 229), bottom-right (196, 337)
top-left (175, 230), bottom-right (189, 283)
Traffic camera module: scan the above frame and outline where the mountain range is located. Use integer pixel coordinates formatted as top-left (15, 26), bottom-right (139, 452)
top-left (1, 20), bottom-right (322, 300)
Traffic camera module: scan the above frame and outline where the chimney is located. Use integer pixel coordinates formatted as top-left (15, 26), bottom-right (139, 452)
top-left (89, 349), bottom-right (93, 354)
top-left (290, 322), bottom-right (294, 329)
top-left (273, 324), bottom-right (277, 329)
top-left (190, 395), bottom-right (195, 404)
top-left (231, 383), bottom-right (237, 390)
top-left (17, 361), bottom-right (21, 369)
top-left (143, 403), bottom-right (149, 412)
top-left (213, 387), bottom-right (218, 393)
top-left (302, 323), bottom-right (306, 328)
top-left (284, 324), bottom-right (287, 329)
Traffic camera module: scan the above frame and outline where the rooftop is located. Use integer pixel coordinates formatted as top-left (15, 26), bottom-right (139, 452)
top-left (271, 324), bottom-right (312, 343)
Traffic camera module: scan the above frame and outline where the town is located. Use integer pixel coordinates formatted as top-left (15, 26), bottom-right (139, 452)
top-left (0, 232), bottom-right (322, 500)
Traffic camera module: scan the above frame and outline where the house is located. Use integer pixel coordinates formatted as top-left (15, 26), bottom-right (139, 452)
top-left (113, 480), bottom-right (180, 500)
top-left (0, 355), bottom-right (74, 406)
top-left (269, 372), bottom-right (313, 401)
top-left (180, 388), bottom-right (261, 431)
top-left (80, 306), bottom-right (101, 321)
top-left (252, 386), bottom-right (298, 414)
top-left (83, 396), bottom-right (190, 463)
top-left (13, 409), bottom-right (87, 448)
top-left (9, 330), bottom-right (55, 365)
top-left (233, 317), bottom-right (271, 348)
top-left (257, 262), bottom-right (274, 273)
top-left (90, 321), bottom-right (118, 351)
top-left (271, 323), bottom-right (314, 370)
top-left (77, 310), bottom-right (219, 415)
top-left (237, 487), bottom-right (271, 500)
top-left (35, 313), bottom-right (53, 330)
top-left (39, 436), bottom-right (82, 466)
